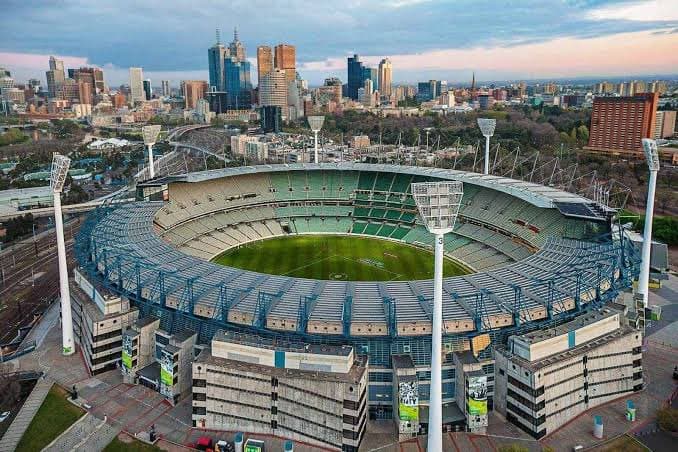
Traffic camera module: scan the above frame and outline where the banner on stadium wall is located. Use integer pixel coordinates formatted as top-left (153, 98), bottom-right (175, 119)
top-left (121, 335), bottom-right (133, 369)
top-left (160, 350), bottom-right (174, 387)
top-left (467, 375), bottom-right (488, 415)
top-left (398, 381), bottom-right (419, 421)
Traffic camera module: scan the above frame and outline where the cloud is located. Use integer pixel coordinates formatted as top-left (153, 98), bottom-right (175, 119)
top-left (587, 0), bottom-right (678, 21)
top-left (1, 0), bottom-right (676, 85)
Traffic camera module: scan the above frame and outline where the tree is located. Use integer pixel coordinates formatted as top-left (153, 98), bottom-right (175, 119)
top-left (656, 407), bottom-right (678, 432)
top-left (498, 445), bottom-right (529, 452)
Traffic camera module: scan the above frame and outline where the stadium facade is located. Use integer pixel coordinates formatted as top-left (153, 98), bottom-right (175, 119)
top-left (75, 163), bottom-right (641, 449)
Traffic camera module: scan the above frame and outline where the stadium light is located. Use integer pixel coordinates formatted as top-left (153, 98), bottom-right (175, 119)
top-left (411, 181), bottom-right (463, 452)
top-left (638, 138), bottom-right (660, 309)
top-left (142, 125), bottom-right (162, 179)
top-left (477, 118), bottom-right (496, 175)
top-left (51, 153), bottom-right (75, 355)
top-left (307, 116), bottom-right (325, 164)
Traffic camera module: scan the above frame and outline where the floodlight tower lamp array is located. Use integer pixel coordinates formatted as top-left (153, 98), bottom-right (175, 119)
top-left (51, 153), bottom-right (75, 355)
top-left (411, 180), bottom-right (463, 452)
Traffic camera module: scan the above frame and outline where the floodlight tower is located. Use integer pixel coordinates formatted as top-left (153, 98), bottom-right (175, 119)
top-left (412, 181), bottom-right (463, 452)
top-left (477, 118), bottom-right (496, 175)
top-left (142, 125), bottom-right (162, 179)
top-left (307, 116), bottom-right (325, 164)
top-left (51, 153), bottom-right (75, 355)
top-left (638, 139), bottom-right (660, 308)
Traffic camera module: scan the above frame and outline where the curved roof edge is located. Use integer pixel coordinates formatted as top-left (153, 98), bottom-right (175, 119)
top-left (166, 163), bottom-right (590, 209)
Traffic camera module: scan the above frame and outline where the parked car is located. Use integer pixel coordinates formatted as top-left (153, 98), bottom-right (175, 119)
top-left (0, 412), bottom-right (10, 423)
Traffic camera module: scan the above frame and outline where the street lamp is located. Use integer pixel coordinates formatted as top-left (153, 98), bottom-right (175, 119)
top-left (51, 153), bottom-right (75, 356)
top-left (477, 118), bottom-right (496, 175)
top-left (638, 138), bottom-right (660, 309)
top-left (307, 116), bottom-right (325, 164)
top-left (142, 125), bottom-right (162, 179)
top-left (411, 181), bottom-right (463, 452)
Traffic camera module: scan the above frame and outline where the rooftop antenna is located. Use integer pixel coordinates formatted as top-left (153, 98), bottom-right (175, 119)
top-left (234, 27), bottom-right (238, 41)
top-left (216, 28), bottom-right (221, 45)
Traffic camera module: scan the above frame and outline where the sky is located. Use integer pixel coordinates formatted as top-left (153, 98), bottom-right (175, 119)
top-left (1, 0), bottom-right (677, 87)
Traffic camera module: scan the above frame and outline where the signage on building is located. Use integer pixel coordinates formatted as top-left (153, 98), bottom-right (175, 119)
top-left (467, 374), bottom-right (488, 429)
top-left (121, 334), bottom-right (133, 369)
top-left (398, 381), bottom-right (419, 421)
top-left (159, 349), bottom-right (174, 398)
top-left (468, 375), bottom-right (487, 415)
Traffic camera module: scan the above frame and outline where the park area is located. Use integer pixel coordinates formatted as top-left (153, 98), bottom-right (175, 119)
top-left (15, 385), bottom-right (84, 452)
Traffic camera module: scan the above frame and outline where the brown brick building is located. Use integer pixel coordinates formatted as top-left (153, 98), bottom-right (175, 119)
top-left (586, 92), bottom-right (658, 156)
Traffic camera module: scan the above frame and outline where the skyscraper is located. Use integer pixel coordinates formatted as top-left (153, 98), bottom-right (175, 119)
top-left (587, 92), bottom-right (659, 155)
top-left (378, 58), bottom-right (392, 98)
top-left (46, 56), bottom-right (65, 98)
top-left (274, 44), bottom-right (296, 85)
top-left (259, 69), bottom-right (287, 109)
top-left (143, 79), bottom-right (152, 100)
top-left (224, 56), bottom-right (252, 109)
top-left (208, 29), bottom-right (228, 91)
top-left (182, 80), bottom-right (208, 109)
top-left (257, 46), bottom-right (273, 87)
top-left (129, 67), bottom-right (144, 103)
top-left (229, 28), bottom-right (246, 61)
top-left (161, 80), bottom-right (170, 97)
top-left (347, 54), bottom-right (365, 100)
top-left (77, 80), bottom-right (93, 105)
top-left (364, 67), bottom-right (378, 92)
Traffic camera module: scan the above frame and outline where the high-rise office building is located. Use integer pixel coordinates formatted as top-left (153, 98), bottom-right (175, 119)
top-left (274, 44), bottom-right (296, 85)
top-left (587, 92), bottom-right (659, 155)
top-left (143, 79), bottom-right (152, 100)
top-left (257, 46), bottom-right (273, 87)
top-left (260, 105), bottom-right (282, 133)
top-left (347, 54), bottom-right (365, 100)
top-left (161, 80), bottom-right (170, 97)
top-left (378, 58), bottom-right (392, 98)
top-left (654, 110), bottom-right (676, 139)
top-left (208, 29), bottom-right (228, 91)
top-left (364, 67), bottom-right (378, 92)
top-left (46, 56), bottom-right (66, 98)
top-left (229, 28), bottom-right (246, 61)
top-left (182, 80), bottom-right (208, 109)
top-left (129, 67), bottom-right (144, 103)
top-left (259, 69), bottom-right (287, 109)
top-left (224, 56), bottom-right (252, 109)
top-left (62, 78), bottom-right (79, 101)
top-left (362, 79), bottom-right (374, 106)
top-left (77, 80), bottom-right (93, 105)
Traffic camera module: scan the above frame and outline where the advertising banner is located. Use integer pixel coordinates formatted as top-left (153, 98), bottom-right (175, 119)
top-left (121, 334), bottom-right (133, 369)
top-left (467, 375), bottom-right (488, 415)
top-left (398, 381), bottom-right (419, 421)
top-left (160, 350), bottom-right (174, 390)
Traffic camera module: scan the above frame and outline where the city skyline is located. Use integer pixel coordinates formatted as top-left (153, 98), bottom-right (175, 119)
top-left (2, 0), bottom-right (678, 86)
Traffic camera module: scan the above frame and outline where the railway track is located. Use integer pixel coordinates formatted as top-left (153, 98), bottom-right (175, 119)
top-left (0, 220), bottom-right (80, 344)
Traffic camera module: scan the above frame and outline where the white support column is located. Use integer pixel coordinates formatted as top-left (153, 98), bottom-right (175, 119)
top-left (484, 135), bottom-right (490, 175)
top-left (147, 144), bottom-right (155, 179)
top-left (53, 193), bottom-right (74, 355)
top-left (314, 131), bottom-right (319, 164)
top-left (637, 169), bottom-right (657, 307)
top-left (428, 233), bottom-right (444, 452)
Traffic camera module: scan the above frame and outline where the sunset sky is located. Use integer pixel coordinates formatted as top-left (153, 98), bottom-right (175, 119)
top-left (2, 0), bottom-right (677, 85)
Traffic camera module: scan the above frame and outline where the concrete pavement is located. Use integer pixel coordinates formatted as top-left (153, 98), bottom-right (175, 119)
top-left (0, 378), bottom-right (52, 452)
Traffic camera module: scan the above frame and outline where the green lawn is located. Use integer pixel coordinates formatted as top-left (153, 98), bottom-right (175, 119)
top-left (212, 234), bottom-right (470, 281)
top-left (104, 435), bottom-right (163, 452)
top-left (15, 385), bottom-right (85, 452)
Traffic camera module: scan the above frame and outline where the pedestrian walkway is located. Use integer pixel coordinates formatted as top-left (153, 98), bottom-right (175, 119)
top-left (0, 378), bottom-right (53, 452)
top-left (43, 412), bottom-right (121, 452)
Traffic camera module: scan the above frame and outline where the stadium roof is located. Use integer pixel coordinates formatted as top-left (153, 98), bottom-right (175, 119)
top-left (165, 163), bottom-right (591, 209)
